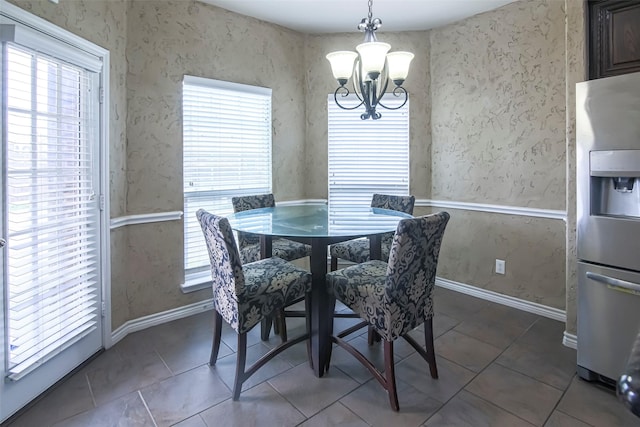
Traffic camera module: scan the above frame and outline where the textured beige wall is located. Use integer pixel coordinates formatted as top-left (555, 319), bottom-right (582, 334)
top-left (8, 0), bottom-right (130, 329)
top-left (126, 0), bottom-right (306, 212)
top-left (419, 207), bottom-right (566, 308)
top-left (565, 0), bottom-right (586, 335)
top-left (303, 31), bottom-right (431, 200)
top-left (7, 0), bottom-right (587, 333)
top-left (428, 0), bottom-right (567, 308)
top-left (430, 0), bottom-right (566, 208)
top-left (122, 0), bottom-right (307, 322)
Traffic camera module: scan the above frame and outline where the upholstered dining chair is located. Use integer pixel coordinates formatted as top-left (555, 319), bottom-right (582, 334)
top-left (232, 194), bottom-right (312, 340)
top-left (330, 194), bottom-right (415, 271)
top-left (196, 209), bottom-right (312, 400)
top-left (325, 211), bottom-right (450, 411)
top-left (232, 193), bottom-right (312, 264)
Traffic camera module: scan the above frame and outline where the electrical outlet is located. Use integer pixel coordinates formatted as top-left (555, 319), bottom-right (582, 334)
top-left (495, 259), bottom-right (505, 275)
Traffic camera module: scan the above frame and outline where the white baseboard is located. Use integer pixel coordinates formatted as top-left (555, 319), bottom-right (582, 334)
top-left (109, 299), bottom-right (214, 347)
top-left (110, 277), bottom-right (571, 349)
top-left (563, 331), bottom-right (578, 349)
top-left (435, 277), bottom-right (566, 322)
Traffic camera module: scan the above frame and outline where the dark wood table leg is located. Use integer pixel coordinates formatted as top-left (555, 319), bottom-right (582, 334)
top-left (309, 238), bottom-right (329, 377)
top-left (260, 236), bottom-right (274, 341)
top-left (369, 234), bottom-right (382, 261)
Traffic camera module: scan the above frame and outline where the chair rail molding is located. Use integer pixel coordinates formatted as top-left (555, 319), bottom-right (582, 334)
top-left (417, 199), bottom-right (566, 221)
top-left (110, 211), bottom-right (183, 229)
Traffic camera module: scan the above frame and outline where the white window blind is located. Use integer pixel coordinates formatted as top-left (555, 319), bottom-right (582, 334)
top-left (4, 43), bottom-right (100, 378)
top-left (183, 76), bottom-right (272, 277)
top-left (327, 94), bottom-right (410, 230)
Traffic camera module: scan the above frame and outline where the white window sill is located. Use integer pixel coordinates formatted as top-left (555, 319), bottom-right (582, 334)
top-left (181, 271), bottom-right (211, 293)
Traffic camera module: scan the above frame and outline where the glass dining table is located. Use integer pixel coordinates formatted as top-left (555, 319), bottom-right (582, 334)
top-left (226, 203), bottom-right (411, 378)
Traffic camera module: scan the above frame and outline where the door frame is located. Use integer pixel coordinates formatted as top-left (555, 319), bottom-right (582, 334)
top-left (0, 1), bottom-right (111, 421)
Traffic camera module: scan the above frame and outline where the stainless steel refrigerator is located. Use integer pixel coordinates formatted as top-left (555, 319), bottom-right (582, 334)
top-left (576, 71), bottom-right (640, 384)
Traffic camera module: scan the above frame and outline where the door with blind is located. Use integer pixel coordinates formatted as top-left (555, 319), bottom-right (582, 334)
top-left (1, 11), bottom-right (105, 422)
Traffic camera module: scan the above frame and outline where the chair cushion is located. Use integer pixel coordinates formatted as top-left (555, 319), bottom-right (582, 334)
top-left (329, 234), bottom-right (393, 264)
top-left (221, 256), bottom-right (311, 334)
top-left (326, 260), bottom-right (390, 334)
top-left (240, 238), bottom-right (312, 264)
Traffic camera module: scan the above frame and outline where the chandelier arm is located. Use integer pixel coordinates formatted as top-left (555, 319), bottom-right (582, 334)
top-left (376, 86), bottom-right (409, 110)
top-left (333, 87), bottom-right (365, 111)
top-left (372, 71), bottom-right (389, 107)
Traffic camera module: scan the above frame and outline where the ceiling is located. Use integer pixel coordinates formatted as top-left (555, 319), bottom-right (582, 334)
top-left (199, 0), bottom-right (517, 33)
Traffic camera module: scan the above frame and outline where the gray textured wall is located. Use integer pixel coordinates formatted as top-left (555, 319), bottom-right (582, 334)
top-left (428, 0), bottom-right (568, 309)
top-left (6, 0), bottom-right (585, 333)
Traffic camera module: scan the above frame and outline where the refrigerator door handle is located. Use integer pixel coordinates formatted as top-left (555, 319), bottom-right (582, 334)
top-left (587, 271), bottom-right (640, 293)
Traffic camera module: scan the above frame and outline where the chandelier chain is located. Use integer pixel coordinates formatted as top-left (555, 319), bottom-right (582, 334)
top-left (368, 0), bottom-right (373, 21)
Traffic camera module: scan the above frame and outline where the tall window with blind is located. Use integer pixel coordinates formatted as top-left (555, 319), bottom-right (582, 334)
top-left (327, 95), bottom-right (410, 221)
top-left (1, 6), bottom-right (106, 421)
top-left (182, 76), bottom-right (272, 286)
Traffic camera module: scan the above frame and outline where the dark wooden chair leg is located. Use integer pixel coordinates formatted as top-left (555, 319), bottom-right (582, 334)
top-left (276, 309), bottom-right (287, 343)
top-left (261, 316), bottom-right (273, 341)
top-left (384, 340), bottom-right (399, 411)
top-left (209, 310), bottom-right (223, 365)
top-left (330, 256), bottom-right (338, 271)
top-left (424, 317), bottom-right (438, 379)
top-left (325, 295), bottom-right (337, 372)
top-left (233, 333), bottom-right (248, 400)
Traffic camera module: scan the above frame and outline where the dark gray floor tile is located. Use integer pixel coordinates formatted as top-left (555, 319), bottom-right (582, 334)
top-left (496, 339), bottom-right (576, 390)
top-left (544, 410), bottom-right (591, 427)
top-left (340, 378), bottom-right (442, 427)
top-left (435, 330), bottom-right (503, 372)
top-left (465, 364), bottom-right (563, 426)
top-left (433, 287), bottom-right (488, 322)
top-left (50, 392), bottom-right (154, 427)
top-left (557, 376), bottom-right (640, 426)
top-left (172, 415), bottom-right (207, 427)
top-left (268, 363), bottom-right (360, 418)
top-left (424, 389), bottom-right (535, 427)
top-left (112, 327), bottom-right (159, 359)
top-left (8, 373), bottom-right (95, 427)
top-left (141, 364), bottom-right (230, 426)
top-left (453, 303), bottom-right (537, 349)
top-left (513, 317), bottom-right (568, 351)
top-left (87, 349), bottom-right (172, 406)
top-left (298, 402), bottom-right (368, 427)
top-left (199, 382), bottom-right (305, 427)
top-left (155, 325), bottom-right (232, 375)
top-left (213, 341), bottom-right (294, 393)
top-left (396, 354), bottom-right (475, 404)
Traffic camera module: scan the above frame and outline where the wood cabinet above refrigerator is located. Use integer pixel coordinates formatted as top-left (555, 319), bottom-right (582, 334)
top-left (588, 0), bottom-right (640, 79)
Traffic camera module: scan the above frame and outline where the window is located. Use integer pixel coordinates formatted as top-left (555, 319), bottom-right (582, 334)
top-left (182, 76), bottom-right (272, 286)
top-left (327, 95), bottom-right (410, 225)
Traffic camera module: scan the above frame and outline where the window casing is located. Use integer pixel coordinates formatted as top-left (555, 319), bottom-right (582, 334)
top-left (327, 94), bottom-right (410, 227)
top-left (182, 76), bottom-right (272, 283)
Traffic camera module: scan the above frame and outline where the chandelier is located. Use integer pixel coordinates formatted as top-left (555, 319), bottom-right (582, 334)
top-left (326, 0), bottom-right (414, 120)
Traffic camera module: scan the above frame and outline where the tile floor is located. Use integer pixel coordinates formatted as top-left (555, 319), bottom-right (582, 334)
top-left (6, 287), bottom-right (639, 426)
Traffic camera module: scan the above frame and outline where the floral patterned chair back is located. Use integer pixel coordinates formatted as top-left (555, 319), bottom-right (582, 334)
top-left (371, 194), bottom-right (415, 214)
top-left (196, 209), bottom-right (245, 331)
top-left (231, 193), bottom-right (276, 249)
top-left (381, 211), bottom-right (450, 341)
